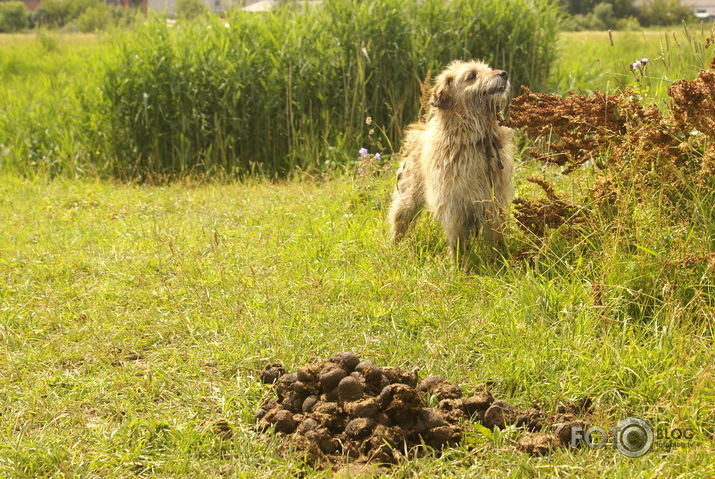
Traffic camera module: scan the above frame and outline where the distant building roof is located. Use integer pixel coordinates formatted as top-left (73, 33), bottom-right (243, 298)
top-left (634, 0), bottom-right (715, 7)
top-left (686, 0), bottom-right (715, 6)
top-left (243, 0), bottom-right (276, 12)
top-left (22, 1), bottom-right (41, 11)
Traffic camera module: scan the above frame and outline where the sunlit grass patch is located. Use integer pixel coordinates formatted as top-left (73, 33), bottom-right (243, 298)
top-left (0, 172), bottom-right (712, 476)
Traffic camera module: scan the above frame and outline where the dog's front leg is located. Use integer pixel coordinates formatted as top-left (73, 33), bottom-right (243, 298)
top-left (442, 213), bottom-right (473, 264)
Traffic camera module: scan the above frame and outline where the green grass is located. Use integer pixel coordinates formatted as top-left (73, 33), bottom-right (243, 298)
top-left (0, 31), bottom-right (108, 177)
top-left (548, 26), bottom-right (715, 98)
top-left (0, 170), bottom-right (713, 477)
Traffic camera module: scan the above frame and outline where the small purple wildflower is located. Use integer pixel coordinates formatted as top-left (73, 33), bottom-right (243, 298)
top-left (357, 168), bottom-right (365, 174)
top-left (375, 152), bottom-right (382, 161)
top-left (630, 58), bottom-right (648, 71)
top-left (359, 148), bottom-right (368, 158)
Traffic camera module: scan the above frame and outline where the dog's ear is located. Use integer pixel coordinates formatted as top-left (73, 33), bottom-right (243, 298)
top-left (430, 74), bottom-right (454, 110)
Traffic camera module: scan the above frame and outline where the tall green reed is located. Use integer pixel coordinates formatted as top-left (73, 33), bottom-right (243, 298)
top-left (100, 0), bottom-right (561, 180)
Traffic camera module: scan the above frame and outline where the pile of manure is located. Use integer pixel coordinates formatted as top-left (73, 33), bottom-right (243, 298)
top-left (254, 353), bottom-right (590, 467)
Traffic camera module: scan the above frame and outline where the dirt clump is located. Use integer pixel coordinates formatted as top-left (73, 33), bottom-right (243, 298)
top-left (515, 399), bottom-right (595, 454)
top-left (461, 391), bottom-right (494, 421)
top-left (258, 363), bottom-right (285, 384)
top-left (516, 433), bottom-right (558, 455)
top-left (554, 420), bottom-right (588, 447)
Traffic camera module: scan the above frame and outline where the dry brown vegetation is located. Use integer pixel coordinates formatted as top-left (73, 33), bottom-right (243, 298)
top-left (507, 57), bottom-right (715, 241)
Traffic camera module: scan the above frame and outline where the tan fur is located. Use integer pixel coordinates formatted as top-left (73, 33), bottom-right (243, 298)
top-left (388, 60), bottom-right (515, 260)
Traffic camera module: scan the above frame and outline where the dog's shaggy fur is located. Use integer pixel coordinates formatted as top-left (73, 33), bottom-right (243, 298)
top-left (388, 60), bottom-right (514, 259)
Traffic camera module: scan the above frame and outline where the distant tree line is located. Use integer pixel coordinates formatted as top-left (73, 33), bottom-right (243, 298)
top-left (560, 0), bottom-right (695, 30)
top-left (0, 0), bottom-right (213, 32)
top-left (0, 0), bottom-right (701, 34)
top-left (0, 1), bottom-right (29, 31)
top-left (0, 0), bottom-right (140, 33)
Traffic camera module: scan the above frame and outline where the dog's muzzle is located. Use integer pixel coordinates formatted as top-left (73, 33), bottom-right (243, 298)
top-left (488, 71), bottom-right (510, 95)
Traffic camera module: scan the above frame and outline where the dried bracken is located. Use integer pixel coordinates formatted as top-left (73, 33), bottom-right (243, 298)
top-left (512, 177), bottom-right (583, 238)
top-left (507, 87), bottom-right (629, 173)
top-left (507, 57), bottom-right (715, 239)
top-left (669, 58), bottom-right (715, 139)
top-left (418, 70), bottom-right (433, 120)
top-left (666, 251), bottom-right (715, 270)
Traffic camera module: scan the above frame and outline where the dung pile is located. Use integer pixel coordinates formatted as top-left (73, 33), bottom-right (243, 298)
top-left (254, 353), bottom-right (586, 466)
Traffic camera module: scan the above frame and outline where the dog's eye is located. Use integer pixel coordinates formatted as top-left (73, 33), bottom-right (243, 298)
top-left (467, 71), bottom-right (477, 81)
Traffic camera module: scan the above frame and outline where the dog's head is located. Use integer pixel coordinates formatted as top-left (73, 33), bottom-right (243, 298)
top-left (430, 60), bottom-right (510, 114)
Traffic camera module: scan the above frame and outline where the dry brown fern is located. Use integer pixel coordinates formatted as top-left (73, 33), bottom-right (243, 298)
top-left (507, 58), bottom-right (715, 241)
top-left (512, 177), bottom-right (584, 238)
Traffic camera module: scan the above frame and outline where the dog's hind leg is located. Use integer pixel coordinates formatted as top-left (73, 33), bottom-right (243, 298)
top-left (388, 188), bottom-right (424, 243)
top-left (388, 162), bottom-right (425, 243)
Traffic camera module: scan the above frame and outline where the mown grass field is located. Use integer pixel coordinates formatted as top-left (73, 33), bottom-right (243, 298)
top-left (1, 26), bottom-right (714, 478)
top-left (1, 173), bottom-right (712, 477)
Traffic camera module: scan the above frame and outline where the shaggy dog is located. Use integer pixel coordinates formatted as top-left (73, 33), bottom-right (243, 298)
top-left (388, 60), bottom-right (514, 260)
